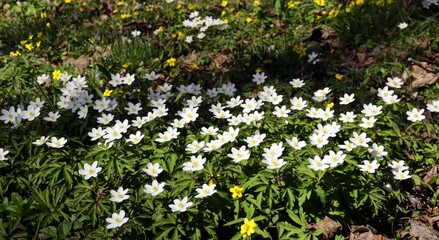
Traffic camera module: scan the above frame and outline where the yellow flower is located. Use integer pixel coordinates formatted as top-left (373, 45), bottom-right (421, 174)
top-left (176, 4), bottom-right (181, 9)
top-left (221, 10), bottom-right (226, 16)
top-left (329, 9), bottom-right (339, 18)
top-left (288, 1), bottom-right (300, 8)
top-left (293, 45), bottom-right (307, 57)
top-left (36, 41), bottom-right (41, 48)
top-left (46, 22), bottom-right (51, 28)
top-left (246, 17), bottom-right (252, 23)
top-left (52, 70), bottom-right (62, 80)
top-left (255, 67), bottom-right (262, 73)
top-left (122, 62), bottom-right (132, 68)
top-left (326, 102), bottom-right (334, 109)
top-left (37, 32), bottom-right (42, 38)
top-left (25, 43), bottom-right (34, 51)
top-left (103, 89), bottom-right (113, 97)
top-left (40, 12), bottom-right (47, 19)
top-left (166, 57), bottom-right (176, 67)
top-left (121, 13), bottom-right (131, 19)
top-left (221, 0), bottom-right (228, 7)
top-left (9, 51), bottom-right (21, 57)
top-left (335, 73), bottom-right (343, 80)
top-left (223, 19), bottom-right (229, 24)
top-left (177, 31), bottom-right (185, 39)
top-left (20, 40), bottom-right (27, 45)
top-left (65, 0), bottom-right (72, 3)
top-left (159, 26), bottom-right (165, 31)
top-left (191, 63), bottom-right (198, 69)
top-left (240, 218), bottom-right (257, 239)
top-left (314, 0), bottom-right (325, 6)
top-left (254, 0), bottom-right (261, 6)
top-left (208, 174), bottom-right (220, 186)
top-left (229, 186), bottom-right (244, 199)
top-left (117, 1), bottom-right (123, 5)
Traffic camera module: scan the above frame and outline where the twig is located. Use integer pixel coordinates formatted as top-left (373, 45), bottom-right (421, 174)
top-left (407, 58), bottom-right (439, 71)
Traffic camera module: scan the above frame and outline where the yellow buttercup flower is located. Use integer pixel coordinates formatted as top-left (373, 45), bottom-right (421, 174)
top-left (229, 186), bottom-right (244, 199)
top-left (121, 13), bottom-right (131, 19)
top-left (246, 17), bottom-right (252, 23)
top-left (221, 0), bottom-right (228, 7)
top-left (326, 102), bottom-right (334, 109)
top-left (240, 218), bottom-right (257, 239)
top-left (65, 0), bottom-right (72, 3)
top-left (254, 0), bottom-right (260, 6)
top-left (166, 58), bottom-right (176, 67)
top-left (255, 67), bottom-right (262, 73)
top-left (36, 41), bottom-right (41, 48)
top-left (122, 62), bottom-right (132, 68)
top-left (293, 45), bottom-right (307, 57)
top-left (288, 1), bottom-right (300, 8)
top-left (314, 0), bottom-right (325, 6)
top-left (103, 89), bottom-right (113, 97)
top-left (40, 12), bottom-right (47, 19)
top-left (335, 73), bottom-right (343, 80)
top-left (52, 70), bottom-right (62, 80)
top-left (10, 51), bottom-right (21, 57)
top-left (25, 43), bottom-right (34, 51)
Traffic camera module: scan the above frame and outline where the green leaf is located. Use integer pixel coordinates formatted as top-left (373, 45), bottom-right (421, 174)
top-left (275, 0), bottom-right (282, 15)
top-left (57, 222), bottom-right (72, 239)
top-left (223, 218), bottom-right (244, 226)
top-left (40, 226), bottom-right (57, 238)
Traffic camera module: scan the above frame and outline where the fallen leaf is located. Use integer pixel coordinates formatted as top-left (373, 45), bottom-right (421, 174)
top-left (357, 52), bottom-right (366, 65)
top-left (308, 216), bottom-right (340, 239)
top-left (65, 55), bottom-right (90, 73)
top-left (422, 165), bottom-right (439, 187)
top-left (402, 64), bottom-right (439, 88)
top-left (183, 51), bottom-right (199, 66)
top-left (408, 216), bottom-right (439, 240)
top-left (349, 226), bottom-right (394, 240)
top-left (210, 53), bottom-right (230, 72)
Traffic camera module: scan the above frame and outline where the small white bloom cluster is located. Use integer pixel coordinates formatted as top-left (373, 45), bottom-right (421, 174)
top-left (182, 11), bottom-right (227, 42)
top-left (422, 0), bottom-right (438, 9)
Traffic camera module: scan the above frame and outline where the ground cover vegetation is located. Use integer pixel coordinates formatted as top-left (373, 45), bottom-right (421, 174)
top-left (0, 0), bottom-right (438, 239)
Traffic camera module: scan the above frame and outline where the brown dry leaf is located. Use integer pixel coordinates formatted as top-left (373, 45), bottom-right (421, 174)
top-left (408, 216), bottom-right (439, 240)
top-left (349, 225), bottom-right (394, 240)
top-left (183, 51), bottom-right (199, 66)
top-left (65, 55), bottom-right (90, 73)
top-left (422, 165), bottom-right (439, 187)
top-left (321, 25), bottom-right (335, 39)
top-left (308, 216), bottom-right (340, 239)
top-left (210, 53), bottom-right (230, 72)
top-left (356, 52), bottom-right (374, 67)
top-left (402, 64), bottom-right (439, 88)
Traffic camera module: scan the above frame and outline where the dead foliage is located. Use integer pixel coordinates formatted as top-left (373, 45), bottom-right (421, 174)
top-left (307, 216), bottom-right (341, 240)
top-left (349, 225), bottom-right (394, 240)
top-left (402, 59), bottom-right (439, 88)
top-left (400, 215), bottom-right (439, 240)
